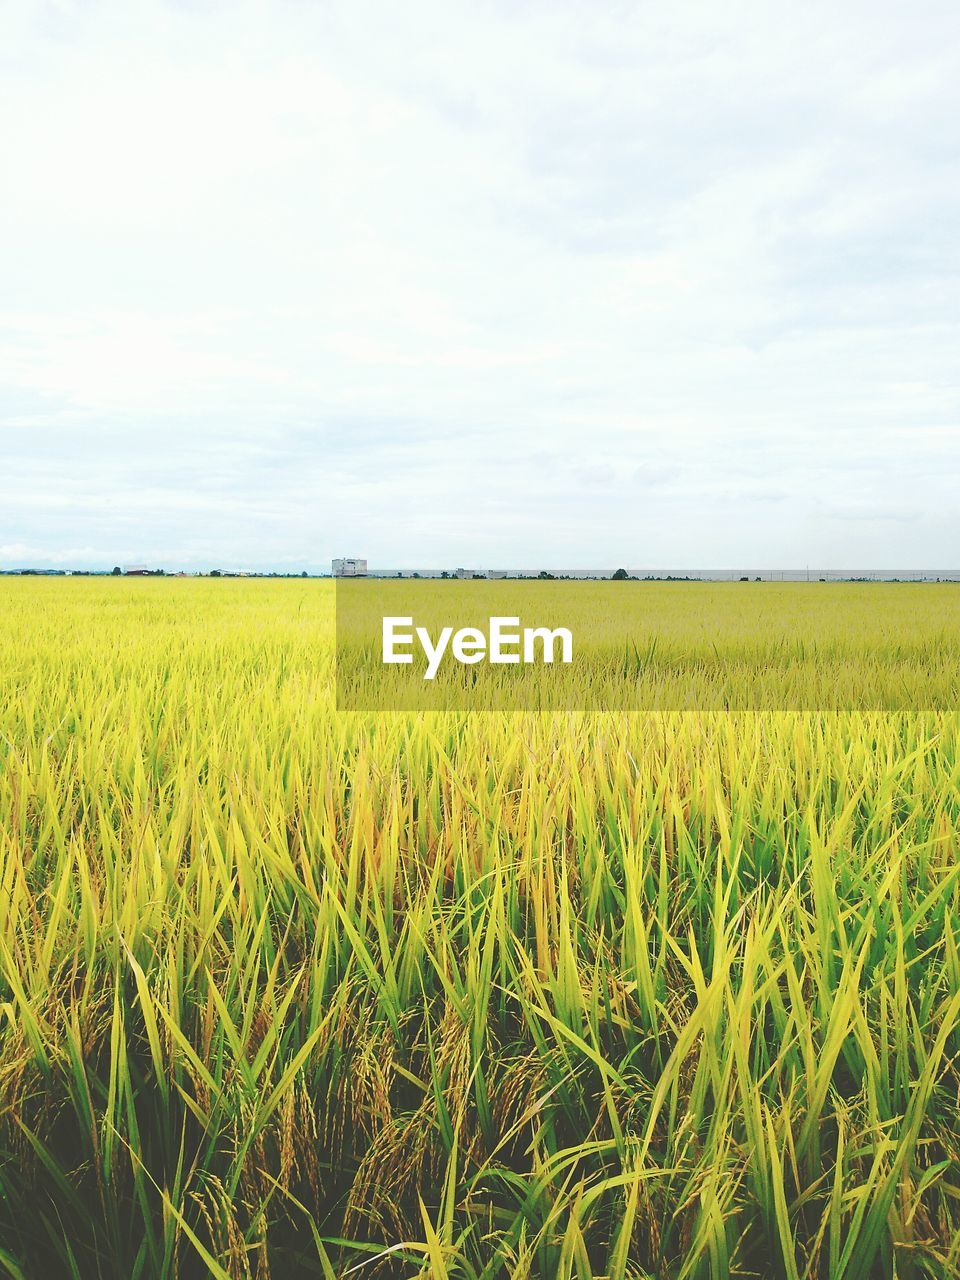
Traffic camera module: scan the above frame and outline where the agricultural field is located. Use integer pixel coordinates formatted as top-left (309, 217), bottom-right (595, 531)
top-left (1, 578), bottom-right (960, 1278)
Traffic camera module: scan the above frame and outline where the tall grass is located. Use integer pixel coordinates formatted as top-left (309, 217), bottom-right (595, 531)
top-left (0, 579), bottom-right (959, 1277)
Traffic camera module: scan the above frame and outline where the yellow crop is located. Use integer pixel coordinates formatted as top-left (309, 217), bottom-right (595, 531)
top-left (0, 577), bottom-right (959, 1278)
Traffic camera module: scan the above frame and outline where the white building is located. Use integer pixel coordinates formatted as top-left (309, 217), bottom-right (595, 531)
top-left (332, 558), bottom-right (368, 577)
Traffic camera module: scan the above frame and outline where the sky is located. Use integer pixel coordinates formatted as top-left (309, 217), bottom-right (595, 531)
top-left (1, 0), bottom-right (958, 572)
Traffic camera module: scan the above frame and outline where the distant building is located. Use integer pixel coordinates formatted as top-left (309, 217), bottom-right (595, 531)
top-left (455, 568), bottom-right (476, 579)
top-left (486, 570), bottom-right (506, 579)
top-left (123, 566), bottom-right (151, 576)
top-left (332, 558), bottom-right (368, 577)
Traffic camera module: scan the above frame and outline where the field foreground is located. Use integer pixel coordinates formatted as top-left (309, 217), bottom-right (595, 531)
top-left (1, 580), bottom-right (960, 1278)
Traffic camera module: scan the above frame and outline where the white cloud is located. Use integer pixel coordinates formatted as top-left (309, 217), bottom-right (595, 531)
top-left (1, 0), bottom-right (958, 568)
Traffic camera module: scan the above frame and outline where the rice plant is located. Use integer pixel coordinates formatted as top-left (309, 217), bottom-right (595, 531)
top-left (0, 578), bottom-right (959, 1278)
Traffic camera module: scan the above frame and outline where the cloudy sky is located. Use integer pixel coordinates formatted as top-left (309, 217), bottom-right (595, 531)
top-left (2, 0), bottom-right (958, 571)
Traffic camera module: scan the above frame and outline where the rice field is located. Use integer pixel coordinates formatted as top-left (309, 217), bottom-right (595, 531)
top-left (1, 578), bottom-right (960, 1278)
